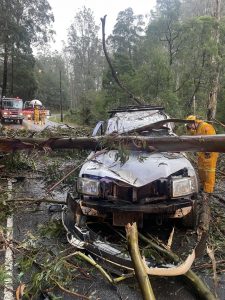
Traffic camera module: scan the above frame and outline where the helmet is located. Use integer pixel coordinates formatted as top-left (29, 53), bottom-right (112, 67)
top-left (186, 115), bottom-right (197, 121)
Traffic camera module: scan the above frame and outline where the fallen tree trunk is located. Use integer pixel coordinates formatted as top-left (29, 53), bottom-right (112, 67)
top-left (1, 134), bottom-right (225, 153)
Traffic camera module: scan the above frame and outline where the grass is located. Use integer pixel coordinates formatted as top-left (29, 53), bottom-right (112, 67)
top-left (49, 111), bottom-right (78, 127)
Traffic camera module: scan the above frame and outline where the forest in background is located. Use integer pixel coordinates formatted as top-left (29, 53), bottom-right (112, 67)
top-left (1, 0), bottom-right (225, 125)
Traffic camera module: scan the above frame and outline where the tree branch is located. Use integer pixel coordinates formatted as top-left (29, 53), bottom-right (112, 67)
top-left (100, 15), bottom-right (145, 105)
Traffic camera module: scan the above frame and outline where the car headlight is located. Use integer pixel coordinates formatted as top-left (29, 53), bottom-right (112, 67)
top-left (3, 112), bottom-right (8, 115)
top-left (172, 178), bottom-right (192, 197)
top-left (77, 177), bottom-right (100, 196)
top-left (19, 112), bottom-right (23, 116)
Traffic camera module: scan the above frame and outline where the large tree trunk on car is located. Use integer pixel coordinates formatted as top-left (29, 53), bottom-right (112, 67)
top-left (1, 134), bottom-right (225, 153)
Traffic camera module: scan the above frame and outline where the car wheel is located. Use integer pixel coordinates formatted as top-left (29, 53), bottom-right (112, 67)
top-left (182, 200), bottom-right (198, 229)
top-left (19, 119), bottom-right (23, 125)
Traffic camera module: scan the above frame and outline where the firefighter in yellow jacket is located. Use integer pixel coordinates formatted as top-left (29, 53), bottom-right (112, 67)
top-left (186, 115), bottom-right (218, 193)
top-left (39, 106), bottom-right (46, 125)
top-left (34, 104), bottom-right (40, 125)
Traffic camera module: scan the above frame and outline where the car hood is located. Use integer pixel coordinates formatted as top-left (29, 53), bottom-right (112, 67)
top-left (79, 151), bottom-right (196, 187)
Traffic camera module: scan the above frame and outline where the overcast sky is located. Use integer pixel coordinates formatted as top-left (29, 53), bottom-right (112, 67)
top-left (47, 0), bottom-right (157, 50)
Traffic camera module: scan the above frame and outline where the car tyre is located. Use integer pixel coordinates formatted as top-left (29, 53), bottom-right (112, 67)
top-left (182, 200), bottom-right (198, 229)
top-left (19, 119), bottom-right (23, 125)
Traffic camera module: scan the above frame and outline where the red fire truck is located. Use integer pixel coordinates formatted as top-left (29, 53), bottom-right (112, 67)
top-left (0, 97), bottom-right (24, 124)
top-left (23, 99), bottom-right (50, 120)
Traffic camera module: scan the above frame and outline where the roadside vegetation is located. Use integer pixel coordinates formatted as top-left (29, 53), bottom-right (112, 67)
top-left (1, 1), bottom-right (225, 124)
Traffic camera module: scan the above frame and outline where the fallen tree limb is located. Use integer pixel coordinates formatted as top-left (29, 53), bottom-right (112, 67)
top-left (61, 251), bottom-right (134, 284)
top-left (139, 233), bottom-right (216, 300)
top-left (1, 134), bottom-right (225, 153)
top-left (126, 223), bottom-right (156, 300)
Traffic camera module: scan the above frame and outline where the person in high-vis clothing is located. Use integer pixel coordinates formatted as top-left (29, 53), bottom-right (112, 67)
top-left (34, 104), bottom-right (40, 125)
top-left (186, 115), bottom-right (218, 193)
top-left (39, 106), bottom-right (46, 125)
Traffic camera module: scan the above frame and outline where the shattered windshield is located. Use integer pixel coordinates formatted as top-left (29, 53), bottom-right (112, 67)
top-left (106, 110), bottom-right (172, 134)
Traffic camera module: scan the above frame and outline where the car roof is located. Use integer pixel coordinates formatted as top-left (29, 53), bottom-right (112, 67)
top-left (108, 105), bottom-right (164, 116)
top-left (106, 107), bottom-right (169, 134)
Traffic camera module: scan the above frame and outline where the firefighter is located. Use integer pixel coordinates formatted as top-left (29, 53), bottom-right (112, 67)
top-left (39, 106), bottom-right (46, 125)
top-left (186, 115), bottom-right (218, 193)
top-left (34, 104), bottom-right (40, 125)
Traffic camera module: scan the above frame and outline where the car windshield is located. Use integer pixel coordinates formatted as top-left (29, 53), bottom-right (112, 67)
top-left (2, 99), bottom-right (23, 109)
top-left (105, 110), bottom-right (172, 135)
top-left (24, 102), bottom-right (33, 109)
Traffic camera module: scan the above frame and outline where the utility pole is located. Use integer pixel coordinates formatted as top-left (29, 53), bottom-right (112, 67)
top-left (59, 70), bottom-right (63, 122)
top-left (11, 49), bottom-right (14, 96)
top-left (193, 95), bottom-right (196, 115)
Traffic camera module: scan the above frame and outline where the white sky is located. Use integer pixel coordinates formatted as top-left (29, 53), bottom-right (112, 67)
top-left (48, 0), bottom-right (157, 50)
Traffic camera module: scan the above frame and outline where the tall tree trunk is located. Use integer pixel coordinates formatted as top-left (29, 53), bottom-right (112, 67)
top-left (2, 42), bottom-right (9, 97)
top-left (207, 0), bottom-right (221, 120)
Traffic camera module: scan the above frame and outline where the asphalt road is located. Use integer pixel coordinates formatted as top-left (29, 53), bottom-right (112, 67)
top-left (2, 117), bottom-right (66, 132)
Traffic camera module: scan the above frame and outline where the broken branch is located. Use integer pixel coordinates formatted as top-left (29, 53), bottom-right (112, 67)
top-left (139, 233), bottom-right (216, 300)
top-left (100, 15), bottom-right (144, 105)
top-left (126, 223), bottom-right (156, 300)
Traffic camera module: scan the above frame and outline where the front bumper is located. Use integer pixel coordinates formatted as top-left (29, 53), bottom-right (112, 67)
top-left (2, 115), bottom-right (24, 120)
top-left (82, 198), bottom-right (193, 214)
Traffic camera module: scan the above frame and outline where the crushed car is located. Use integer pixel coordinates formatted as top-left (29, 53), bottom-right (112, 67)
top-left (62, 105), bottom-right (199, 269)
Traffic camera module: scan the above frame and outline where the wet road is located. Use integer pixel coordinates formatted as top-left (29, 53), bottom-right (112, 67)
top-left (2, 117), bottom-right (65, 131)
top-left (0, 176), bottom-right (210, 300)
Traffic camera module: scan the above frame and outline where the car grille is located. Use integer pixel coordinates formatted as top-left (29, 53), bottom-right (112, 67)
top-left (99, 179), bottom-right (169, 203)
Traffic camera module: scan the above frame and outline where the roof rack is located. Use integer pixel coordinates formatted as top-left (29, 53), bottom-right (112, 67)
top-left (108, 105), bottom-right (164, 115)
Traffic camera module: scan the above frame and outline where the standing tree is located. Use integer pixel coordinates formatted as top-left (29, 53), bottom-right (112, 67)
top-left (0, 0), bottom-right (54, 98)
top-left (65, 6), bottom-right (103, 112)
top-left (207, 0), bottom-right (221, 120)
top-left (35, 52), bottom-right (70, 111)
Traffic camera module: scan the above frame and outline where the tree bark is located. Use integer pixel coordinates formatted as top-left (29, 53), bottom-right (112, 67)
top-left (1, 134), bottom-right (225, 153)
top-left (2, 41), bottom-right (9, 97)
top-left (207, 0), bottom-right (221, 120)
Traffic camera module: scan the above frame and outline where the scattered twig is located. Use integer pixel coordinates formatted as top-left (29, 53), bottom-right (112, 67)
top-left (167, 227), bottom-right (175, 250)
top-left (206, 245), bottom-right (218, 290)
top-left (212, 194), bottom-right (225, 206)
top-left (47, 149), bottom-right (107, 193)
top-left (50, 276), bottom-right (89, 299)
top-left (192, 260), bottom-right (225, 271)
top-left (212, 118), bottom-right (225, 129)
